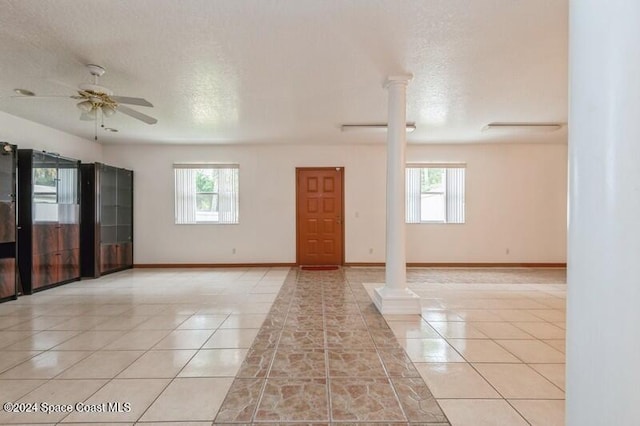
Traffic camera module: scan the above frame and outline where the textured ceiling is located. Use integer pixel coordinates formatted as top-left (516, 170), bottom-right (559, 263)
top-left (0, 0), bottom-right (568, 145)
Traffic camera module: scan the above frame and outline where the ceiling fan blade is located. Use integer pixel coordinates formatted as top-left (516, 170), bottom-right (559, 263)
top-left (10, 95), bottom-right (74, 100)
top-left (117, 105), bottom-right (158, 124)
top-left (111, 96), bottom-right (153, 107)
top-left (79, 112), bottom-right (95, 121)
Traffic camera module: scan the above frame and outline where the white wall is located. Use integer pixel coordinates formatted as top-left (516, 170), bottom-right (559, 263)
top-left (0, 111), bottom-right (101, 162)
top-left (103, 142), bottom-right (567, 264)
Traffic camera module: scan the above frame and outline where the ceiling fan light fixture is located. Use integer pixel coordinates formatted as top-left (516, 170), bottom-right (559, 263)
top-left (77, 100), bottom-right (94, 113)
top-left (101, 104), bottom-right (117, 117)
top-left (14, 88), bottom-right (35, 96)
top-left (85, 107), bottom-right (97, 119)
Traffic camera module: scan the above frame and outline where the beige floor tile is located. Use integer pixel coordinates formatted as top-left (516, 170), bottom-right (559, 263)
top-left (438, 399), bottom-right (529, 426)
top-left (388, 321), bottom-right (440, 339)
top-left (0, 379), bottom-right (47, 402)
top-left (92, 316), bottom-right (152, 330)
top-left (202, 328), bottom-right (260, 349)
top-left (510, 399), bottom-right (565, 426)
top-left (103, 330), bottom-right (170, 350)
top-left (398, 338), bottom-right (466, 363)
top-left (136, 423), bottom-right (209, 425)
top-left (117, 350), bottom-right (196, 379)
top-left (0, 331), bottom-right (37, 349)
top-left (451, 310), bottom-right (504, 322)
top-left (219, 314), bottom-right (268, 329)
top-left (47, 316), bottom-right (113, 331)
top-left (428, 321), bottom-right (488, 339)
top-left (177, 314), bottom-right (228, 330)
top-left (3, 330), bottom-right (81, 351)
top-left (529, 309), bottom-right (566, 322)
top-left (415, 362), bottom-right (500, 398)
top-left (85, 304), bottom-right (134, 316)
top-left (469, 322), bottom-right (534, 339)
top-left (512, 322), bottom-right (566, 339)
top-left (0, 316), bottom-right (29, 329)
top-left (56, 350), bottom-right (144, 379)
top-left (153, 330), bottom-right (214, 349)
top-left (0, 351), bottom-right (92, 379)
top-left (53, 330), bottom-right (127, 351)
top-left (530, 363), bottom-right (565, 390)
top-left (421, 310), bottom-right (464, 322)
top-left (544, 339), bottom-right (566, 353)
top-left (134, 315), bottom-right (190, 330)
top-left (6, 315), bottom-right (74, 331)
top-left (0, 379), bottom-right (106, 424)
top-left (0, 351), bottom-right (41, 373)
top-left (178, 349), bottom-right (248, 377)
top-left (385, 314), bottom-right (425, 322)
top-left (60, 378), bottom-right (170, 423)
top-left (447, 339), bottom-right (521, 363)
top-left (139, 377), bottom-right (233, 422)
top-left (489, 309), bottom-right (546, 322)
top-left (495, 339), bottom-right (565, 363)
top-left (473, 363), bottom-right (565, 399)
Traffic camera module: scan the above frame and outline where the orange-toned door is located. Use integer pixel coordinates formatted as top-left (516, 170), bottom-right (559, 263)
top-left (296, 167), bottom-right (344, 265)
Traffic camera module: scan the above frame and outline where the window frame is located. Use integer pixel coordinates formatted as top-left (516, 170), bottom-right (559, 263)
top-left (174, 163), bottom-right (239, 225)
top-left (406, 163), bottom-right (466, 225)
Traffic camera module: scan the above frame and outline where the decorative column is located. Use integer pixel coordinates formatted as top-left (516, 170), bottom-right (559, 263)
top-left (567, 1), bottom-right (640, 425)
top-left (373, 75), bottom-right (421, 315)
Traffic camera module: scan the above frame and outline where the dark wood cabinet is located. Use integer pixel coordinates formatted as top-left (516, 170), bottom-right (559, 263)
top-left (81, 163), bottom-right (133, 277)
top-left (0, 142), bottom-right (17, 302)
top-left (18, 150), bottom-right (81, 294)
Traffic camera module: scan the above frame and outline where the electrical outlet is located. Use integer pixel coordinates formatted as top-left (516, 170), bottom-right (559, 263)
top-left (232, 248), bottom-right (236, 254)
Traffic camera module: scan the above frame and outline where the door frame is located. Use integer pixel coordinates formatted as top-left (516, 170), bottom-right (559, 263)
top-left (295, 167), bottom-right (345, 266)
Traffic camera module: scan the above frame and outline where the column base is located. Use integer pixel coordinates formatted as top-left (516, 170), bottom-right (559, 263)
top-left (372, 286), bottom-right (421, 315)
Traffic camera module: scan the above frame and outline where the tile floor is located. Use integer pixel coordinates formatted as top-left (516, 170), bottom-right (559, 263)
top-left (0, 266), bottom-right (566, 425)
top-left (353, 267), bottom-right (566, 426)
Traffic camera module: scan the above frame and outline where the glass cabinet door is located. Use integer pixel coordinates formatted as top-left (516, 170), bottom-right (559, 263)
top-left (100, 165), bottom-right (118, 244)
top-left (0, 147), bottom-right (14, 203)
top-left (57, 157), bottom-right (79, 225)
top-left (32, 152), bottom-right (58, 223)
top-left (116, 168), bottom-right (133, 243)
top-left (0, 144), bottom-right (15, 244)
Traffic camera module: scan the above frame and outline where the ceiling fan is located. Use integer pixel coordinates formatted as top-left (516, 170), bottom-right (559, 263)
top-left (13, 64), bottom-right (157, 139)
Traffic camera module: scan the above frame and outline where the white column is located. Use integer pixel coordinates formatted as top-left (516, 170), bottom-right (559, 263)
top-left (373, 75), bottom-right (421, 315)
top-left (567, 1), bottom-right (640, 425)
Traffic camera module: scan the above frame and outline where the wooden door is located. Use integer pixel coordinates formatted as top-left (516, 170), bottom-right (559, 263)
top-left (296, 167), bottom-right (344, 265)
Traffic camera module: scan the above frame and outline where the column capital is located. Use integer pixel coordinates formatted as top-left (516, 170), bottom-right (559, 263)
top-left (384, 74), bottom-right (413, 88)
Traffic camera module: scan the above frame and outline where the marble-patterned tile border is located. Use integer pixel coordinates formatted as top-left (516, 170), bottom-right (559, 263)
top-left (213, 268), bottom-right (449, 425)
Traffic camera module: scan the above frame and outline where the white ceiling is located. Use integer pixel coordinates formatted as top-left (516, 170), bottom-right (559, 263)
top-left (0, 0), bottom-right (568, 145)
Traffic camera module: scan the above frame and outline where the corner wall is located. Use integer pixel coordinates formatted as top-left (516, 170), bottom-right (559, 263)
top-left (0, 111), bottom-right (101, 162)
top-left (103, 142), bottom-right (567, 265)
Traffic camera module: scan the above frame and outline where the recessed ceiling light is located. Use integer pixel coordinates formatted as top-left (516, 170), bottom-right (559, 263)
top-left (103, 127), bottom-right (118, 133)
top-left (483, 122), bottom-right (564, 132)
top-left (14, 88), bottom-right (35, 96)
top-left (341, 123), bottom-right (416, 133)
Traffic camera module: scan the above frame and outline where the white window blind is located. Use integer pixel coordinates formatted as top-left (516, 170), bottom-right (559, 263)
top-left (406, 164), bottom-right (465, 224)
top-left (174, 163), bottom-right (239, 224)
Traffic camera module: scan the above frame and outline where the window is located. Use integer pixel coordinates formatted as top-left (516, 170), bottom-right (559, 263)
top-left (174, 163), bottom-right (239, 224)
top-left (406, 164), bottom-right (465, 223)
